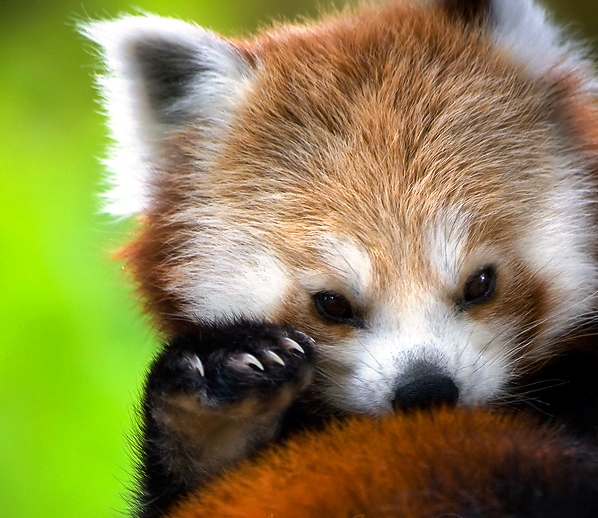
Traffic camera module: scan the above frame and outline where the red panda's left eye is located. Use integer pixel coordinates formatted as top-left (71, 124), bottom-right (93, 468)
top-left (313, 292), bottom-right (354, 324)
top-left (462, 266), bottom-right (496, 307)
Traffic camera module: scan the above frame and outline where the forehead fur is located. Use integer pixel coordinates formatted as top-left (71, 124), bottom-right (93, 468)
top-left (207, 3), bottom-right (576, 260)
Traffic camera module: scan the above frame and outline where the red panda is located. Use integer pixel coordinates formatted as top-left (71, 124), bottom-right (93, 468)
top-left (81, 0), bottom-right (598, 516)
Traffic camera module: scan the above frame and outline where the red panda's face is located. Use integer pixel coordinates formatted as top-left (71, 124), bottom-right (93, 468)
top-left (85, 1), bottom-right (598, 413)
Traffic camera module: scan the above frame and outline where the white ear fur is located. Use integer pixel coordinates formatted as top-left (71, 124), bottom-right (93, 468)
top-left (81, 16), bottom-right (252, 216)
top-left (489, 0), bottom-right (592, 80)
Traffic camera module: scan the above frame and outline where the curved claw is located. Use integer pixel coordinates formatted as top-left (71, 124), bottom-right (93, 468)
top-left (231, 353), bottom-right (265, 371)
top-left (293, 330), bottom-right (315, 345)
top-left (263, 350), bottom-right (285, 366)
top-left (189, 355), bottom-right (205, 377)
top-left (280, 337), bottom-right (305, 354)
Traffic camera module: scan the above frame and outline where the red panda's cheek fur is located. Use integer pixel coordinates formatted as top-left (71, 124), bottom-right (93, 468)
top-left (466, 258), bottom-right (552, 366)
top-left (119, 214), bottom-right (194, 336)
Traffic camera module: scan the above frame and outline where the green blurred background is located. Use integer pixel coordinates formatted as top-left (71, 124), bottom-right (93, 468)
top-left (0, 0), bottom-right (596, 516)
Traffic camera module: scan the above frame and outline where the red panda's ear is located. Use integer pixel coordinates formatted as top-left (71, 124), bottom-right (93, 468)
top-left (80, 17), bottom-right (253, 216)
top-left (441, 1), bottom-right (595, 88)
top-left (439, 0), bottom-right (491, 25)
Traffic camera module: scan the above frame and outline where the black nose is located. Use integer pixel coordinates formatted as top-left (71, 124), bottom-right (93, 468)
top-left (392, 363), bottom-right (459, 412)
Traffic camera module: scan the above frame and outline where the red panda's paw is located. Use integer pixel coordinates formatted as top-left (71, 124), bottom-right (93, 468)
top-left (146, 322), bottom-right (316, 414)
top-left (136, 324), bottom-right (316, 517)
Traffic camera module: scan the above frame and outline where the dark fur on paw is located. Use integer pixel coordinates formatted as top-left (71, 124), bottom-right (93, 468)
top-left (145, 320), bottom-right (316, 409)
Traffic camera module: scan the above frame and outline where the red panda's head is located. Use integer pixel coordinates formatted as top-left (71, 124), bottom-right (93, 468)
top-left (83, 0), bottom-right (598, 413)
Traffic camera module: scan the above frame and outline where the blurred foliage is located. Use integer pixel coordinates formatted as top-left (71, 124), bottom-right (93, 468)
top-left (0, 1), bottom-right (596, 517)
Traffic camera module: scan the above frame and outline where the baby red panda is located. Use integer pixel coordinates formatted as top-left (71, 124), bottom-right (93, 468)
top-left (82, 0), bottom-right (598, 516)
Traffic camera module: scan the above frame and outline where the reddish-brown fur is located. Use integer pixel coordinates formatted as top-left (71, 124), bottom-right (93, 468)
top-left (166, 408), bottom-right (598, 518)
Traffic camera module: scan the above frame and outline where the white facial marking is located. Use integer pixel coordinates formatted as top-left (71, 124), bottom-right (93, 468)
top-left (301, 234), bottom-right (373, 302)
top-left (168, 234), bottom-right (289, 323)
top-left (426, 208), bottom-right (471, 289)
top-left (319, 298), bottom-right (508, 414)
top-left (515, 162), bottom-right (598, 345)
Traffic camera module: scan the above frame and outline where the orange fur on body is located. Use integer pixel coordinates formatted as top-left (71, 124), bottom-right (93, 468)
top-left (167, 407), bottom-right (598, 518)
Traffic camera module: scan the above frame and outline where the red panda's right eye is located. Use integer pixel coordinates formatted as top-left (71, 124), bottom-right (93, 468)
top-left (313, 292), bottom-right (355, 324)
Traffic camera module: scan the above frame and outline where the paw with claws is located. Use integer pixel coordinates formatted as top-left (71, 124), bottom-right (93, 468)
top-left (138, 321), bottom-right (316, 507)
top-left (145, 321), bottom-right (316, 414)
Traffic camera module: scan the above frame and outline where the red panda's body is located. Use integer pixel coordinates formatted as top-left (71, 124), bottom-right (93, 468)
top-left (83, 1), bottom-right (598, 516)
top-left (167, 408), bottom-right (598, 518)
